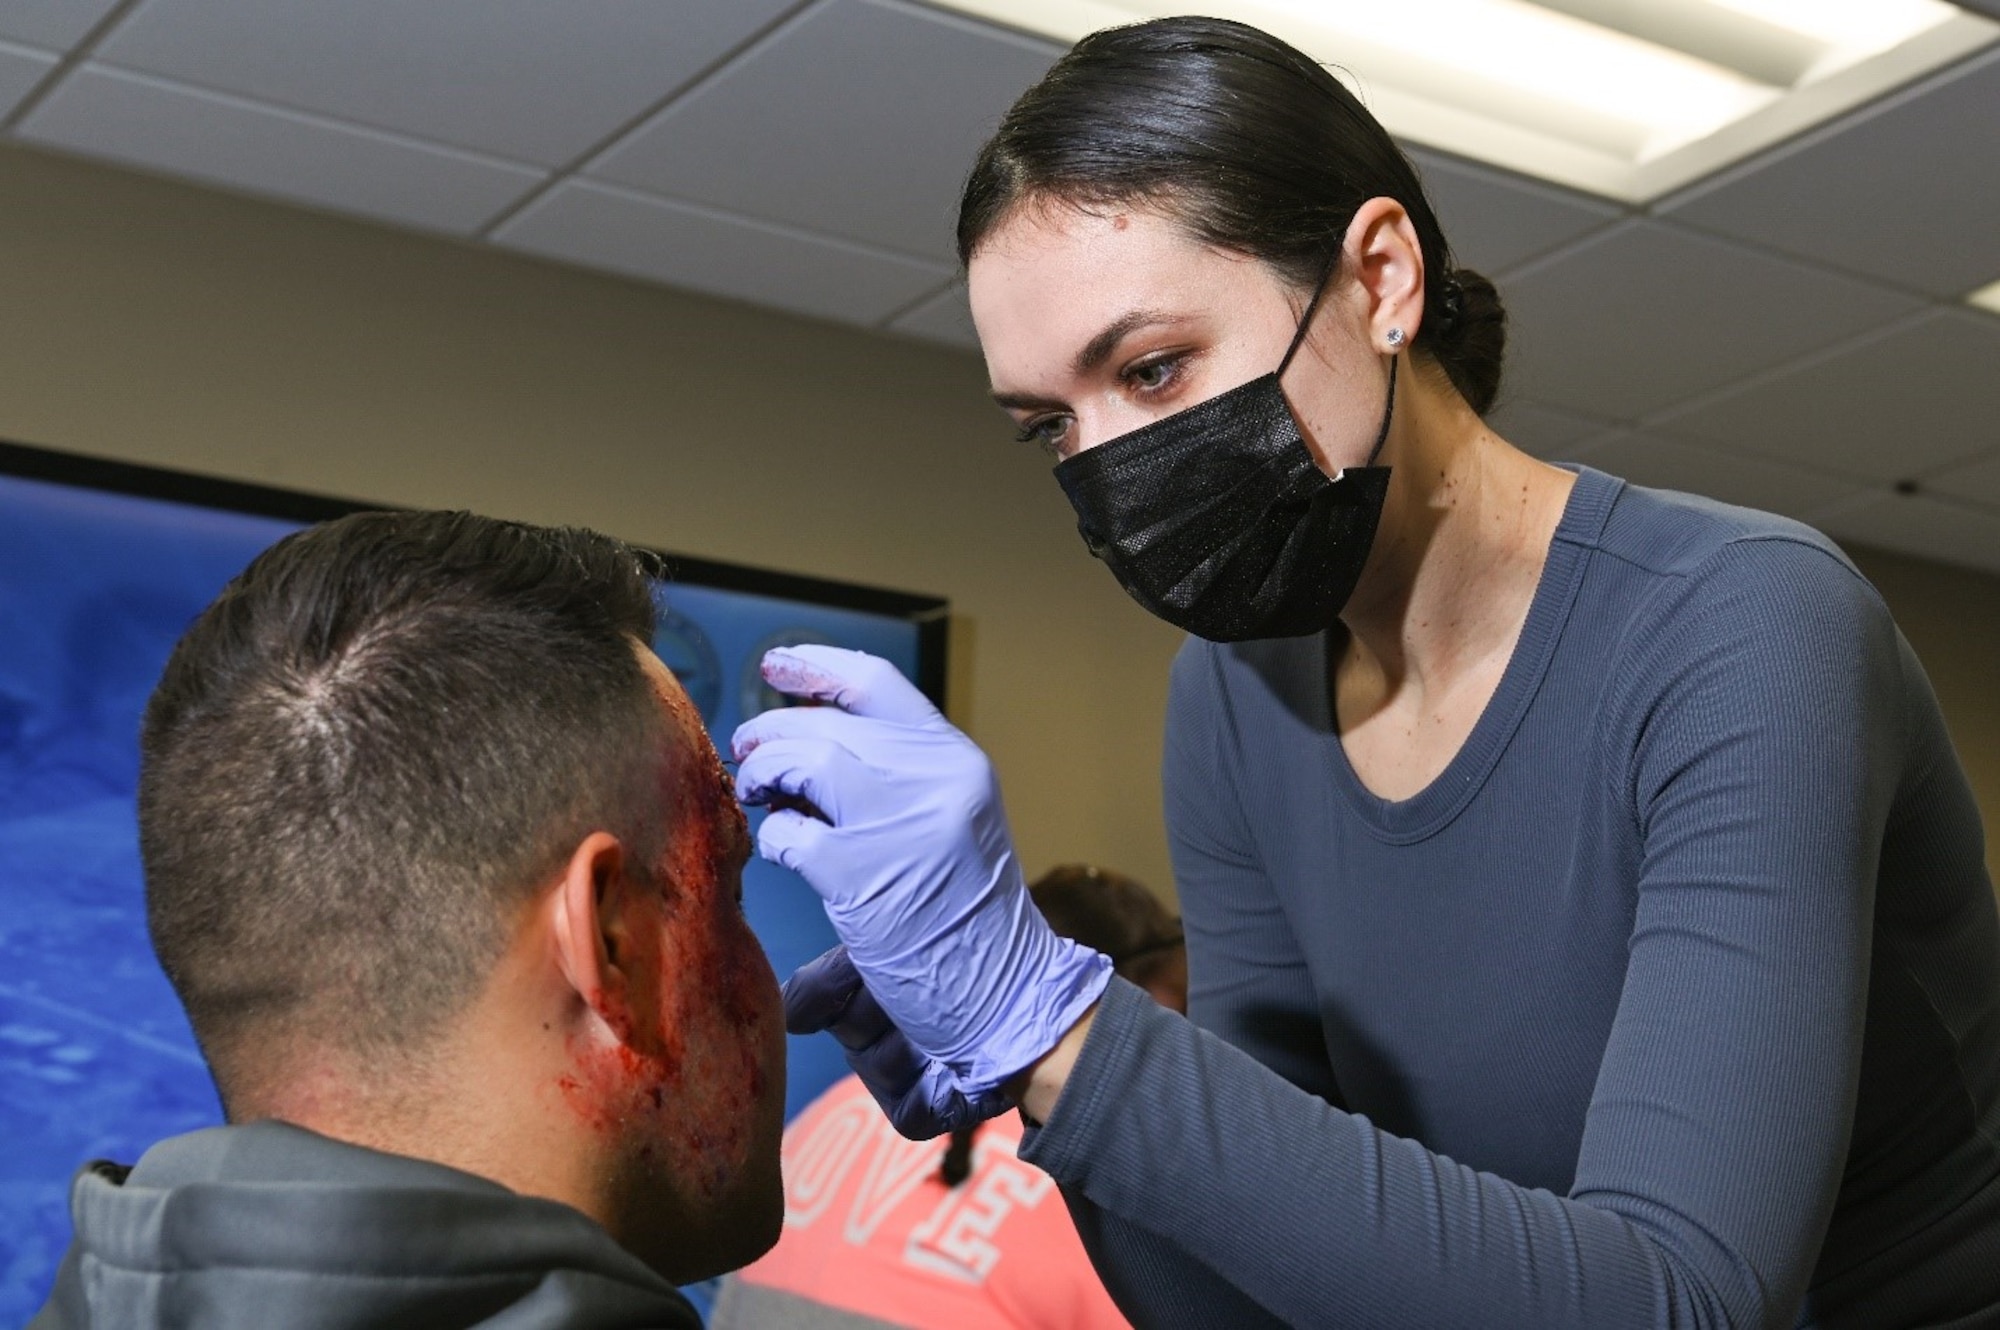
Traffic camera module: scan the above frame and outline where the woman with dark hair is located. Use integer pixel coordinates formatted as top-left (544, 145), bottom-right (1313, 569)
top-left (735, 17), bottom-right (2000, 1328)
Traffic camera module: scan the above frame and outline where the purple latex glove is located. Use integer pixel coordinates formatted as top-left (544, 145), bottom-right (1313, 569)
top-left (733, 645), bottom-right (1110, 1115)
top-left (783, 945), bottom-right (1008, 1138)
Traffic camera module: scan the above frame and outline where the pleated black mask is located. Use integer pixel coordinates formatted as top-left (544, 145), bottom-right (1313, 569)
top-left (1053, 270), bottom-right (1396, 642)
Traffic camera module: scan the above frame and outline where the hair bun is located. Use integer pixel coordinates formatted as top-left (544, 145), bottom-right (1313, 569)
top-left (1434, 271), bottom-right (1464, 336)
top-left (1427, 267), bottom-right (1506, 417)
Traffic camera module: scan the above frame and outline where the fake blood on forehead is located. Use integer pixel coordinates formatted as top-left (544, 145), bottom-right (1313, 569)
top-left (651, 679), bottom-right (761, 1031)
top-left (655, 680), bottom-right (751, 902)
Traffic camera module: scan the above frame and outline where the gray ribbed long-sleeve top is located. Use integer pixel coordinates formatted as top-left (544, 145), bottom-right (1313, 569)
top-left (1018, 467), bottom-right (2000, 1328)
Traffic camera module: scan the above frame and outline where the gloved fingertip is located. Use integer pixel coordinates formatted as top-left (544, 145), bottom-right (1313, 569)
top-left (780, 945), bottom-right (861, 1035)
top-left (783, 986), bottom-right (854, 1037)
top-left (728, 720), bottom-right (764, 763)
top-left (756, 808), bottom-right (826, 876)
top-left (760, 649), bottom-right (845, 702)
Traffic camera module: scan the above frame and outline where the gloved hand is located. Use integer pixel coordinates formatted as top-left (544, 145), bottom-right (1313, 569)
top-left (732, 645), bottom-right (1110, 1123)
top-left (783, 945), bottom-right (1008, 1137)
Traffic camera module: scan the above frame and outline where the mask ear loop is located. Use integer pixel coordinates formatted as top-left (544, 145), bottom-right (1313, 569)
top-left (1276, 250), bottom-right (1398, 471)
top-left (1276, 252), bottom-right (1342, 381)
top-left (1364, 358), bottom-right (1397, 467)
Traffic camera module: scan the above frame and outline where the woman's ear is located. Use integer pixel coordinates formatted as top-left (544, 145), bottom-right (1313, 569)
top-left (1344, 196), bottom-right (1427, 347)
top-left (552, 832), bottom-right (629, 1018)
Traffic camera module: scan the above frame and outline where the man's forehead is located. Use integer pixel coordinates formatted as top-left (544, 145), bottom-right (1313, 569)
top-left (638, 648), bottom-right (712, 758)
top-left (636, 641), bottom-right (749, 854)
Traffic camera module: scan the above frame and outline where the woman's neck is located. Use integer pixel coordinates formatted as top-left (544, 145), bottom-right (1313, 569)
top-left (1343, 370), bottom-right (1573, 686)
top-left (1330, 364), bottom-right (1575, 798)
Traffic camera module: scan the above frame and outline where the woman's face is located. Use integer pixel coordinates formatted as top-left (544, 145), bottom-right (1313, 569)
top-left (967, 202), bottom-right (1392, 473)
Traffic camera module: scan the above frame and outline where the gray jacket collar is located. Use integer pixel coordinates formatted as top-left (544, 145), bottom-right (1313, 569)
top-left (32, 1120), bottom-right (699, 1329)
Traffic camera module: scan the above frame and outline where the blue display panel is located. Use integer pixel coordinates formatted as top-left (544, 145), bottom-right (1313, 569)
top-left (0, 454), bottom-right (940, 1324)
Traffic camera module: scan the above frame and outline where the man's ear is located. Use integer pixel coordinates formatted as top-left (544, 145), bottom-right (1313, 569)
top-left (552, 832), bottom-right (629, 1017)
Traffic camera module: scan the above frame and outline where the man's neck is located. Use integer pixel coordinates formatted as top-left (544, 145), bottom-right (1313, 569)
top-left (239, 1013), bottom-right (610, 1233)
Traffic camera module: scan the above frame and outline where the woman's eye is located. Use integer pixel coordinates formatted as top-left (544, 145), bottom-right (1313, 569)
top-left (1014, 415), bottom-right (1073, 456)
top-left (1125, 355), bottom-right (1184, 393)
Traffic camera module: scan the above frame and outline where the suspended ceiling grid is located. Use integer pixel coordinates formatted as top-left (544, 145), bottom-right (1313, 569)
top-left (1, 0), bottom-right (1997, 572)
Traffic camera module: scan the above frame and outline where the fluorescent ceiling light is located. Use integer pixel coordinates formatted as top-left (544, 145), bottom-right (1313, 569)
top-left (924, 0), bottom-right (1998, 202)
top-left (1971, 278), bottom-right (2000, 316)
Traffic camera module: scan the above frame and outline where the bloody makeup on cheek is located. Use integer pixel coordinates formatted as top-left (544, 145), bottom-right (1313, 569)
top-left (554, 875), bottom-right (680, 1120)
top-left (557, 667), bottom-right (776, 1195)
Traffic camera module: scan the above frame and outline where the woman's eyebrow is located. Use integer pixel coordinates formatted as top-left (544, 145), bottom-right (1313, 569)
top-left (990, 308), bottom-right (1181, 409)
top-left (990, 389), bottom-right (1064, 411)
top-left (1072, 308), bottom-right (1175, 376)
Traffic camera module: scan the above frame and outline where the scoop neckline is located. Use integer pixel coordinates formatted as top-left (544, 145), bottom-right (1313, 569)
top-left (1321, 464), bottom-right (1621, 843)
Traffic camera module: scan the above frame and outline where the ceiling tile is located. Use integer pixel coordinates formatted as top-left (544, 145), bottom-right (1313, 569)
top-left (888, 281), bottom-right (979, 350)
top-left (17, 64), bottom-right (544, 234)
top-left (493, 180), bottom-right (953, 328)
top-left (1407, 149), bottom-right (1621, 278)
top-left (1818, 493), bottom-right (2000, 576)
top-left (0, 0), bottom-right (120, 51)
top-left (1484, 398), bottom-right (1615, 458)
top-left (1654, 310), bottom-right (2000, 483)
top-left (1927, 453), bottom-right (2000, 509)
top-left (1501, 220), bottom-right (1921, 421)
top-left (1661, 47), bottom-right (2000, 298)
top-left (1572, 431), bottom-right (1861, 521)
top-left (0, 42), bottom-right (58, 117)
top-left (590, 0), bottom-right (1059, 262)
top-left (93, 0), bottom-right (797, 166)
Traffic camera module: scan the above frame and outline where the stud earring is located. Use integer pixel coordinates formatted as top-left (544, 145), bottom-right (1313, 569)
top-left (1385, 327), bottom-right (1406, 350)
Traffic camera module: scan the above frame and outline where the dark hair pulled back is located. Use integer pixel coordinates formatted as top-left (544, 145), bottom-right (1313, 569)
top-left (957, 16), bottom-right (1507, 416)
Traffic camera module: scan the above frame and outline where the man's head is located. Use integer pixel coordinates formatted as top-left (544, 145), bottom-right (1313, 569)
top-left (139, 510), bottom-right (784, 1281)
top-left (1030, 864), bottom-right (1186, 1012)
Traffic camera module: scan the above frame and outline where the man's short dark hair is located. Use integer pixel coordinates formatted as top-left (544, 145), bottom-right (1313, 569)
top-left (1028, 864), bottom-right (1183, 986)
top-left (140, 510), bottom-right (664, 1109)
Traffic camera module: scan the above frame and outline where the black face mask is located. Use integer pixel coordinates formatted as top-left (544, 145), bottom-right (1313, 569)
top-left (1053, 270), bottom-right (1396, 642)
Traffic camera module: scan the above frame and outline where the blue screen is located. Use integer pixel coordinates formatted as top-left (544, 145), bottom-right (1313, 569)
top-left (0, 471), bottom-right (925, 1323)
